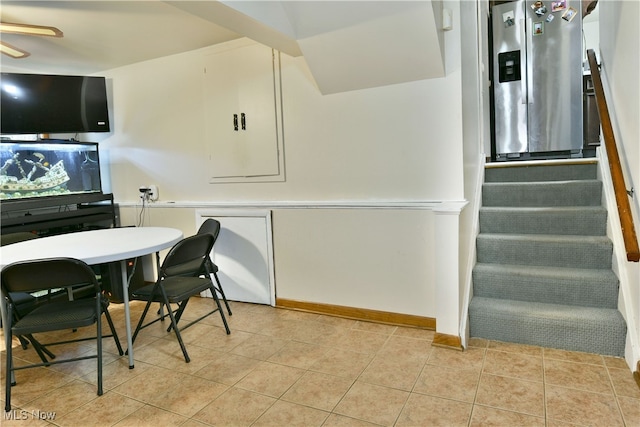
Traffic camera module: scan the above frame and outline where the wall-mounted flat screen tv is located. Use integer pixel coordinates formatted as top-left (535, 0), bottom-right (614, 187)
top-left (0, 73), bottom-right (111, 135)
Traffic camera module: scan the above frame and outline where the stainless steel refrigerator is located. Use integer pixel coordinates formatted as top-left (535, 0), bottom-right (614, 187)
top-left (492, 0), bottom-right (583, 159)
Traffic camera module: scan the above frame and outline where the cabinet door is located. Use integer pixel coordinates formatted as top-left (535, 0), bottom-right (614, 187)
top-left (204, 43), bottom-right (281, 179)
top-left (197, 210), bottom-right (275, 306)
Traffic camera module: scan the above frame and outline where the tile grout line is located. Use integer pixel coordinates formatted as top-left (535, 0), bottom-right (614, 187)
top-left (469, 345), bottom-right (489, 426)
top-left (605, 356), bottom-right (629, 426)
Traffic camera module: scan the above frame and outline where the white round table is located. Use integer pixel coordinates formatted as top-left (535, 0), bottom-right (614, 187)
top-left (1, 227), bottom-right (183, 368)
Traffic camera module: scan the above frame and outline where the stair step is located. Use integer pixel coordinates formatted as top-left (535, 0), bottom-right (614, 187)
top-left (479, 206), bottom-right (607, 235)
top-left (473, 162), bottom-right (626, 357)
top-left (469, 297), bottom-right (627, 357)
top-left (482, 180), bottom-right (602, 207)
top-left (476, 233), bottom-right (612, 269)
top-left (473, 263), bottom-right (619, 308)
top-left (485, 162), bottom-right (597, 183)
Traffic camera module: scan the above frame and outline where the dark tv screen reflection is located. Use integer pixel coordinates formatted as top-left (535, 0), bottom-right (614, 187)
top-left (1, 73), bottom-right (111, 135)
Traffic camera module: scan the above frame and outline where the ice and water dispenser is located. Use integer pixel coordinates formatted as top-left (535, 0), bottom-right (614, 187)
top-left (498, 50), bottom-right (521, 83)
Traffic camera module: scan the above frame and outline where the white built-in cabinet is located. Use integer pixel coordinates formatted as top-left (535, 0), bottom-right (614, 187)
top-left (203, 39), bottom-right (284, 182)
top-left (196, 210), bottom-right (275, 306)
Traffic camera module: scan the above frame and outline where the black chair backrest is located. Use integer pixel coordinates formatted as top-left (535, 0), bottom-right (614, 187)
top-left (1, 257), bottom-right (100, 295)
top-left (197, 219), bottom-right (221, 244)
top-left (161, 234), bottom-right (215, 278)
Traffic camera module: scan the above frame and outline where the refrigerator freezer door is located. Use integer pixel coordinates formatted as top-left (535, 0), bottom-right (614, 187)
top-left (527, 3), bottom-right (583, 153)
top-left (492, 2), bottom-right (528, 155)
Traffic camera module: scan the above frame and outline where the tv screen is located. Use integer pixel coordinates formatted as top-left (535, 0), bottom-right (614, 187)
top-left (0, 73), bottom-right (111, 135)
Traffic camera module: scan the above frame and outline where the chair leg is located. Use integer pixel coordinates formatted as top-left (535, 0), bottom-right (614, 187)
top-left (38, 343), bottom-right (56, 360)
top-left (17, 335), bottom-right (29, 350)
top-left (210, 284), bottom-right (231, 335)
top-left (5, 329), bottom-right (13, 412)
top-left (152, 284), bottom-right (190, 362)
top-left (167, 308), bottom-right (191, 362)
top-left (212, 271), bottom-right (232, 316)
top-left (23, 334), bottom-right (55, 364)
top-left (166, 300), bottom-right (189, 332)
top-left (96, 297), bottom-right (103, 396)
top-left (5, 305), bottom-right (16, 412)
top-left (163, 302), bottom-right (190, 363)
top-left (102, 309), bottom-right (124, 356)
top-left (131, 299), bottom-right (154, 346)
top-left (174, 300), bottom-right (189, 325)
top-left (156, 303), bottom-right (166, 320)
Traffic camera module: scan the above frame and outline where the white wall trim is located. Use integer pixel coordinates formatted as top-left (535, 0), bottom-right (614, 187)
top-left (459, 155), bottom-right (486, 348)
top-left (118, 200), bottom-right (468, 210)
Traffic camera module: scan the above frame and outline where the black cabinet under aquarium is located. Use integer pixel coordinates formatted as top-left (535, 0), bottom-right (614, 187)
top-left (0, 140), bottom-right (116, 236)
top-left (1, 140), bottom-right (102, 200)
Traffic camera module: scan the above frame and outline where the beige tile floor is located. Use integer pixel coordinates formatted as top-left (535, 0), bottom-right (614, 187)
top-left (1, 298), bottom-right (639, 426)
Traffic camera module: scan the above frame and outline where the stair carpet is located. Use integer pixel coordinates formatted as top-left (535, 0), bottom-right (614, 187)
top-left (469, 162), bottom-right (627, 357)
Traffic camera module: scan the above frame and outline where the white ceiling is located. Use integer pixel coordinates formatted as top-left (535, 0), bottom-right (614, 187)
top-left (0, 1), bottom-right (243, 75)
top-left (0, 1), bottom-right (445, 94)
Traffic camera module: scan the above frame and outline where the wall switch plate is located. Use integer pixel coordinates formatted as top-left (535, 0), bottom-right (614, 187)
top-left (148, 185), bottom-right (159, 201)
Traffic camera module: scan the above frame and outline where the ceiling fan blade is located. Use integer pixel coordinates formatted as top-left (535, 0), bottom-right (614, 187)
top-left (0, 22), bottom-right (63, 37)
top-left (0, 40), bottom-right (30, 58)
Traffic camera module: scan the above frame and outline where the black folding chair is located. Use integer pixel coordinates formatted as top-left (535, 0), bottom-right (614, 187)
top-left (197, 218), bottom-right (232, 315)
top-left (130, 234), bottom-right (231, 363)
top-left (2, 257), bottom-right (124, 412)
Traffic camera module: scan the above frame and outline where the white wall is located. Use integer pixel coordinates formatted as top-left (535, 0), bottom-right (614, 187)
top-left (98, 28), bottom-right (465, 319)
top-left (598, 0), bottom-right (640, 369)
top-left (582, 8), bottom-right (600, 62)
top-left (97, 41), bottom-right (464, 204)
top-left (273, 208), bottom-right (436, 316)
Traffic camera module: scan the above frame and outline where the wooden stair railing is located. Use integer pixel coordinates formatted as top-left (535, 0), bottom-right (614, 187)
top-left (587, 49), bottom-right (640, 262)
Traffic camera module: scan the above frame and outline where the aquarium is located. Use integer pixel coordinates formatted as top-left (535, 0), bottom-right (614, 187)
top-left (0, 140), bottom-right (102, 200)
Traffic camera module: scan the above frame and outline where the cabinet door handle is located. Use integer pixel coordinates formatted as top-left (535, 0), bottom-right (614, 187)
top-left (233, 114), bottom-right (238, 131)
top-left (241, 113), bottom-right (246, 130)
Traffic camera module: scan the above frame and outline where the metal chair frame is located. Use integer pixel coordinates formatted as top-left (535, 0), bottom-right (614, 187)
top-left (130, 234), bottom-right (230, 363)
top-left (2, 257), bottom-right (123, 412)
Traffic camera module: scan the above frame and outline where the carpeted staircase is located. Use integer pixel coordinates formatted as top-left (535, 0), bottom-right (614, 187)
top-left (469, 161), bottom-right (627, 357)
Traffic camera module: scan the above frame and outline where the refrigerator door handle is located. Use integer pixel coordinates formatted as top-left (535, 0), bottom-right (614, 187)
top-left (520, 19), bottom-right (527, 104)
top-left (526, 17), bottom-right (534, 104)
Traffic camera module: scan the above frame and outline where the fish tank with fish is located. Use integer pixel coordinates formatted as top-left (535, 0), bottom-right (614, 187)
top-left (0, 140), bottom-right (102, 200)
